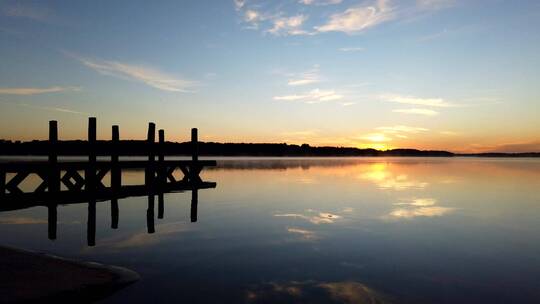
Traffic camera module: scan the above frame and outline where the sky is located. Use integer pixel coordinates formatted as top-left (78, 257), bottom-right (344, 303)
top-left (0, 0), bottom-right (539, 153)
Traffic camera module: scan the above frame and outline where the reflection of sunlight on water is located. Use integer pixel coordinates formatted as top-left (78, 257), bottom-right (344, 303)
top-left (386, 198), bottom-right (454, 219)
top-left (358, 163), bottom-right (428, 190)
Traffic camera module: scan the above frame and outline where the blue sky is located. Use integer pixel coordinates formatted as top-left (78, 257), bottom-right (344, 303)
top-left (0, 0), bottom-right (539, 152)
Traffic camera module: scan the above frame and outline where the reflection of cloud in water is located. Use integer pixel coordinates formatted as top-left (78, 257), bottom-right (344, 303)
top-left (395, 198), bottom-right (435, 207)
top-left (287, 228), bottom-right (319, 240)
top-left (275, 212), bottom-right (342, 224)
top-left (93, 222), bottom-right (192, 249)
top-left (0, 217), bottom-right (47, 225)
top-left (359, 164), bottom-right (428, 190)
top-left (387, 198), bottom-right (454, 219)
top-left (245, 280), bottom-right (390, 304)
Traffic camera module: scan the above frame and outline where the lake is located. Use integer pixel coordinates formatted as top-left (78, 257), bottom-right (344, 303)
top-left (1, 157), bottom-right (539, 303)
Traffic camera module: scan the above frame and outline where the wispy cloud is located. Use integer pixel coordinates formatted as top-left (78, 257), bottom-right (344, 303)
top-left (287, 65), bottom-right (321, 86)
top-left (268, 14), bottom-right (309, 36)
top-left (274, 88), bottom-right (343, 103)
top-left (376, 125), bottom-right (429, 134)
top-left (315, 0), bottom-right (395, 34)
top-left (339, 47), bottom-right (365, 52)
top-left (380, 93), bottom-right (455, 107)
top-left (0, 86), bottom-right (80, 95)
top-left (393, 108), bottom-right (439, 116)
top-left (2, 3), bottom-right (51, 22)
top-left (234, 0), bottom-right (245, 10)
top-left (1, 101), bottom-right (88, 115)
top-left (72, 55), bottom-right (197, 92)
top-left (299, 0), bottom-right (342, 6)
top-left (416, 0), bottom-right (456, 10)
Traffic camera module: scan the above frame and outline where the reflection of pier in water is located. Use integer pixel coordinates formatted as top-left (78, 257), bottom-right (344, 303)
top-left (0, 117), bottom-right (216, 246)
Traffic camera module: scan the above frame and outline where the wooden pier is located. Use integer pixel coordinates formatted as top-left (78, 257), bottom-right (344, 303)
top-left (0, 118), bottom-right (216, 246)
top-left (0, 118), bottom-right (216, 206)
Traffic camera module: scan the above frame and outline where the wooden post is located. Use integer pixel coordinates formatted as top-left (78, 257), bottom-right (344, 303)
top-left (146, 122), bottom-right (156, 188)
top-left (158, 129), bottom-right (165, 187)
top-left (86, 117), bottom-right (97, 192)
top-left (111, 199), bottom-right (119, 229)
top-left (158, 193), bottom-right (164, 219)
top-left (191, 128), bottom-right (198, 162)
top-left (111, 125), bottom-right (120, 230)
top-left (88, 117), bottom-right (96, 163)
top-left (0, 169), bottom-right (5, 199)
top-left (147, 195), bottom-right (155, 233)
top-left (48, 121), bottom-right (60, 193)
top-left (47, 205), bottom-right (57, 240)
top-left (111, 125), bottom-right (121, 189)
top-left (87, 201), bottom-right (96, 246)
top-left (158, 129), bottom-right (165, 162)
top-left (190, 188), bottom-right (198, 222)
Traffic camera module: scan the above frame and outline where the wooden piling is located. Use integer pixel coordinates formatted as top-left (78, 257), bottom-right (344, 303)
top-left (47, 205), bottom-right (57, 240)
top-left (88, 201), bottom-right (96, 246)
top-left (111, 125), bottom-right (121, 189)
top-left (111, 199), bottom-right (119, 229)
top-left (191, 128), bottom-right (198, 162)
top-left (158, 129), bottom-right (165, 186)
top-left (158, 193), bottom-right (164, 219)
top-left (191, 188), bottom-right (198, 222)
top-left (0, 169), bottom-right (5, 199)
top-left (86, 117), bottom-right (97, 192)
top-left (147, 195), bottom-right (155, 233)
top-left (146, 123), bottom-right (156, 188)
top-left (48, 121), bottom-right (60, 193)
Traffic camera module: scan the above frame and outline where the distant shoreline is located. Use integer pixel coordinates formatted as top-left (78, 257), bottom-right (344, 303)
top-left (0, 140), bottom-right (538, 158)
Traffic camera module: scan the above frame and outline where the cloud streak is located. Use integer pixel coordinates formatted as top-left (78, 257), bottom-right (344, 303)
top-left (393, 108), bottom-right (439, 116)
top-left (0, 86), bottom-right (80, 95)
top-left (380, 93), bottom-right (455, 107)
top-left (274, 88), bottom-right (343, 103)
top-left (287, 66), bottom-right (321, 86)
top-left (73, 55), bottom-right (197, 92)
top-left (299, 0), bottom-right (342, 6)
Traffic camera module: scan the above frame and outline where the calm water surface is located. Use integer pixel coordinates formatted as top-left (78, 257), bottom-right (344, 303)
top-left (1, 157), bottom-right (539, 303)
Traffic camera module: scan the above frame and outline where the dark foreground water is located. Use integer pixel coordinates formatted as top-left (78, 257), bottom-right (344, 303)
top-left (1, 157), bottom-right (540, 303)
